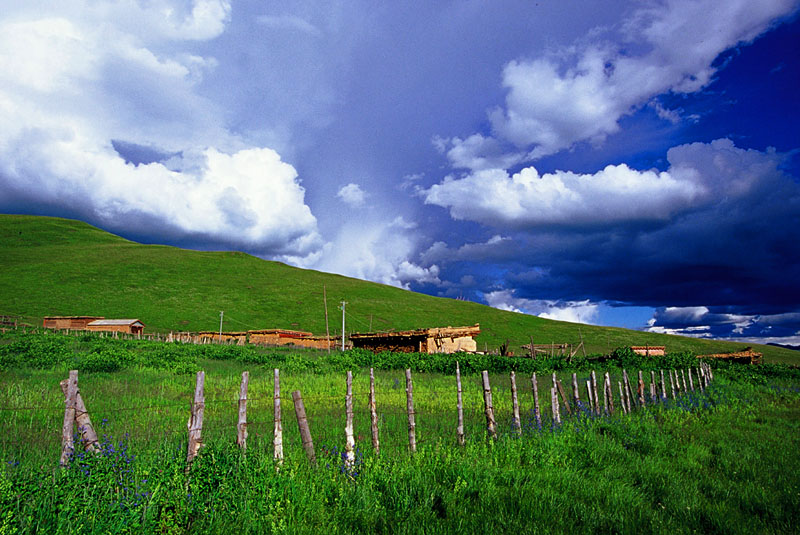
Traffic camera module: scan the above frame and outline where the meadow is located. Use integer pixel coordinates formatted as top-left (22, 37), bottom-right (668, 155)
top-left (0, 330), bottom-right (799, 534)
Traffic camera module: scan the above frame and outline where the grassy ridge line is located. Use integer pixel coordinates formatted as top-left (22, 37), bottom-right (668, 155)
top-left (1, 213), bottom-right (797, 363)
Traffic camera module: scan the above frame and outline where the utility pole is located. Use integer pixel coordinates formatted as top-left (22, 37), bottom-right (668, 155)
top-left (340, 301), bottom-right (348, 351)
top-left (219, 311), bottom-right (224, 339)
top-left (323, 285), bottom-right (330, 353)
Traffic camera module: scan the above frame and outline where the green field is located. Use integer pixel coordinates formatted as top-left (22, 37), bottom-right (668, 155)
top-left (0, 331), bottom-right (799, 533)
top-left (1, 214), bottom-right (798, 364)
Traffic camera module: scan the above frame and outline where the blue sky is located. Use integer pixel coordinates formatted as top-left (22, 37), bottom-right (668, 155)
top-left (1, 1), bottom-right (799, 344)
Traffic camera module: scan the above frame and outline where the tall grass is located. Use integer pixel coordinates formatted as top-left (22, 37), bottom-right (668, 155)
top-left (0, 331), bottom-right (798, 533)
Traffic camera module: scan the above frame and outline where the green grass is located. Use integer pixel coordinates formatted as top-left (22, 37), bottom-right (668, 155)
top-left (2, 213), bottom-right (798, 364)
top-left (0, 331), bottom-right (798, 533)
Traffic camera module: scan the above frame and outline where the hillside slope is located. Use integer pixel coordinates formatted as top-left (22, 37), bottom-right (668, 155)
top-left (1, 214), bottom-right (796, 363)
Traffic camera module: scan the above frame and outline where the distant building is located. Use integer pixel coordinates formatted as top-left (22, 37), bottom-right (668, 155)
top-left (698, 348), bottom-right (762, 365)
top-left (86, 319), bottom-right (144, 335)
top-left (350, 324), bottom-right (480, 354)
top-left (43, 316), bottom-right (105, 330)
top-left (196, 331), bottom-right (248, 345)
top-left (631, 346), bottom-right (666, 356)
top-left (248, 329), bottom-right (338, 350)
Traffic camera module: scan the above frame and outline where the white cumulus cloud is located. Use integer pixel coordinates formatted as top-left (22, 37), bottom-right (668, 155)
top-left (337, 183), bottom-right (367, 207)
top-left (485, 290), bottom-right (599, 324)
top-left (0, 1), bottom-right (321, 259)
top-left (423, 139), bottom-right (788, 229)
top-left (488, 0), bottom-right (798, 158)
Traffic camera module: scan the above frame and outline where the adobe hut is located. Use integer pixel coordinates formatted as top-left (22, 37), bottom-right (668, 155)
top-left (350, 324), bottom-right (480, 354)
top-left (197, 331), bottom-right (248, 345)
top-left (43, 316), bottom-right (105, 330)
top-left (631, 346), bottom-right (666, 357)
top-left (698, 348), bottom-right (763, 365)
top-left (248, 329), bottom-right (338, 350)
top-left (85, 319), bottom-right (144, 335)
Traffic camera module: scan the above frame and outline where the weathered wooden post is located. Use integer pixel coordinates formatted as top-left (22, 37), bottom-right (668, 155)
top-left (369, 368), bottom-right (380, 453)
top-left (637, 370), bottom-right (646, 406)
top-left (554, 376), bottom-right (572, 415)
top-left (604, 372), bottom-right (615, 415)
top-left (688, 368), bottom-right (695, 392)
top-left (405, 369), bottom-right (417, 452)
top-left (681, 369), bottom-right (688, 392)
top-left (531, 373), bottom-right (542, 429)
top-left (551, 387), bottom-right (561, 425)
top-left (344, 371), bottom-right (355, 469)
top-left (572, 373), bottom-right (580, 407)
top-left (482, 371), bottom-right (497, 439)
top-left (186, 371), bottom-right (205, 469)
top-left (274, 369), bottom-right (283, 464)
top-left (669, 370), bottom-right (677, 399)
top-left (618, 381), bottom-right (627, 414)
top-left (59, 376), bottom-right (99, 453)
top-left (236, 371), bottom-right (249, 451)
top-left (660, 370), bottom-right (667, 399)
top-left (585, 380), bottom-right (594, 413)
top-left (60, 370), bottom-right (79, 466)
top-left (591, 370), bottom-right (600, 415)
top-left (292, 390), bottom-right (316, 465)
top-left (650, 370), bottom-right (657, 402)
top-left (622, 369), bottom-right (634, 411)
top-left (510, 371), bottom-right (521, 435)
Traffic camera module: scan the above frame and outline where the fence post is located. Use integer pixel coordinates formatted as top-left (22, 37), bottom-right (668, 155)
top-left (482, 371), bottom-right (497, 440)
top-left (292, 390), bottom-right (316, 465)
top-left (274, 369), bottom-right (283, 464)
top-left (688, 368), bottom-right (695, 392)
top-left (510, 371), bottom-right (521, 435)
top-left (585, 380), bottom-right (593, 413)
top-left (186, 371), bottom-right (205, 470)
top-left (669, 370), bottom-right (677, 399)
top-left (660, 370), bottom-right (667, 399)
top-left (637, 370), bottom-right (646, 406)
top-left (60, 370), bottom-right (78, 467)
top-left (618, 381), bottom-right (627, 414)
top-left (344, 371), bottom-right (355, 469)
top-left (650, 370), bottom-right (657, 402)
top-left (531, 373), bottom-right (542, 429)
top-left (455, 362), bottom-right (465, 445)
top-left (591, 370), bottom-right (600, 415)
top-left (623, 369), bottom-right (634, 411)
top-left (370, 367), bottom-right (380, 454)
top-left (604, 372), bottom-right (614, 415)
top-left (555, 376), bottom-right (572, 415)
top-left (59, 376), bottom-right (99, 453)
top-left (405, 369), bottom-right (417, 452)
top-left (236, 371), bottom-right (249, 451)
top-left (681, 369), bottom-right (688, 392)
top-left (571, 373), bottom-right (580, 407)
top-left (551, 387), bottom-right (561, 425)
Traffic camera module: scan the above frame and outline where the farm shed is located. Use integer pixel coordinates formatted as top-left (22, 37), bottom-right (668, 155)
top-left (43, 316), bottom-right (105, 330)
top-left (631, 346), bottom-right (666, 357)
top-left (248, 329), bottom-right (337, 350)
top-left (350, 324), bottom-right (480, 354)
top-left (197, 331), bottom-right (247, 345)
top-left (85, 319), bottom-right (144, 335)
top-left (698, 348), bottom-right (763, 365)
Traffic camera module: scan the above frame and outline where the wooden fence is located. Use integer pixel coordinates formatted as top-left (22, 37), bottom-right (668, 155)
top-left (57, 362), bottom-right (716, 469)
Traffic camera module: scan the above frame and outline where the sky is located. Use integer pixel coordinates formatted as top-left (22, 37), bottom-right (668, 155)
top-left (1, 0), bottom-right (799, 345)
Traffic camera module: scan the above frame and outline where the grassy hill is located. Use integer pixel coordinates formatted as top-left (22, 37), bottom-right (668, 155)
top-left (1, 214), bottom-right (797, 363)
